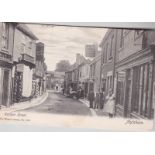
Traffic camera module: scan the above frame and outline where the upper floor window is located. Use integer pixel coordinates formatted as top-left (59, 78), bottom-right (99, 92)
top-left (119, 29), bottom-right (124, 49)
top-left (134, 30), bottom-right (143, 40)
top-left (21, 43), bottom-right (26, 53)
top-left (2, 23), bottom-right (9, 50)
top-left (105, 43), bottom-right (109, 62)
top-left (123, 30), bottom-right (130, 36)
top-left (109, 35), bottom-right (114, 60)
top-left (102, 47), bottom-right (105, 63)
top-left (29, 41), bottom-right (32, 49)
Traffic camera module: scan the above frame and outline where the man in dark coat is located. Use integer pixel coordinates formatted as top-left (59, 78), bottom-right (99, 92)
top-left (88, 90), bottom-right (95, 108)
top-left (100, 89), bottom-right (105, 109)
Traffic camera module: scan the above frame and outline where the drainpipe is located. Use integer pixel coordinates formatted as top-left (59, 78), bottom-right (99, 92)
top-left (113, 29), bottom-right (118, 94)
top-left (10, 23), bottom-right (17, 105)
top-left (99, 50), bottom-right (103, 92)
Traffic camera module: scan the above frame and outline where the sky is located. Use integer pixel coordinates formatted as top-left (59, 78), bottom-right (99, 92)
top-left (27, 24), bottom-right (107, 71)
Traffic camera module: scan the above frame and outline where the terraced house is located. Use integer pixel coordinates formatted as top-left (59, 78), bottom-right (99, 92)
top-left (100, 29), bottom-right (117, 95)
top-left (115, 29), bottom-right (155, 119)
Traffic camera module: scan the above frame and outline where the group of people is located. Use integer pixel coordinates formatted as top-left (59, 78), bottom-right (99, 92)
top-left (88, 89), bottom-right (115, 118)
top-left (67, 86), bottom-right (84, 99)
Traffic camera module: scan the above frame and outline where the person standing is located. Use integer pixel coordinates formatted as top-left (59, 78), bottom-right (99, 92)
top-left (88, 90), bottom-right (95, 108)
top-left (94, 92), bottom-right (100, 109)
top-left (100, 89), bottom-right (105, 109)
top-left (104, 90), bottom-right (115, 118)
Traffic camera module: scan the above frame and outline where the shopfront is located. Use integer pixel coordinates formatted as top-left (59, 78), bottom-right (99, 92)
top-left (116, 48), bottom-right (154, 119)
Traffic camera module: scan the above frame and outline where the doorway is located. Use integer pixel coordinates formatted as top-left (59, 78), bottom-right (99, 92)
top-left (2, 69), bottom-right (10, 106)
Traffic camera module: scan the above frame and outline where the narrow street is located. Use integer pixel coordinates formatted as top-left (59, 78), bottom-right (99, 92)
top-left (21, 91), bottom-right (92, 116)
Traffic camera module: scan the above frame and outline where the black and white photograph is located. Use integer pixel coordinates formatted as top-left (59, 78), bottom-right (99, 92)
top-left (0, 22), bottom-right (154, 131)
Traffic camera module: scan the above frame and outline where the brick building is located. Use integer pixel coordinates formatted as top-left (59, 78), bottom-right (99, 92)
top-left (89, 52), bottom-right (101, 94)
top-left (100, 29), bottom-right (117, 95)
top-left (115, 29), bottom-right (155, 119)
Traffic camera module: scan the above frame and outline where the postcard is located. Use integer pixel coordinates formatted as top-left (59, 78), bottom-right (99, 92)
top-left (0, 23), bottom-right (154, 131)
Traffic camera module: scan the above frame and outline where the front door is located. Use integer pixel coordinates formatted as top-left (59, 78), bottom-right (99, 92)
top-left (2, 69), bottom-right (10, 106)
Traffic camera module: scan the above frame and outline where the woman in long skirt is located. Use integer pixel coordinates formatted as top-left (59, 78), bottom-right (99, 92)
top-left (104, 93), bottom-right (115, 118)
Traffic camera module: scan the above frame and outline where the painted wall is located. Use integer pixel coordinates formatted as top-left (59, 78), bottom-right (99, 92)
top-left (94, 58), bottom-right (101, 93)
top-left (13, 28), bottom-right (36, 62)
top-left (0, 23), bottom-right (15, 56)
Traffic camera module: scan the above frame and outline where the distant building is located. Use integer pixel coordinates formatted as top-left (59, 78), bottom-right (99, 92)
top-left (85, 44), bottom-right (98, 58)
top-left (89, 52), bottom-right (101, 94)
top-left (46, 71), bottom-right (65, 91)
top-left (33, 42), bottom-right (47, 96)
top-left (64, 53), bottom-right (89, 96)
top-left (78, 59), bottom-right (91, 98)
top-left (46, 71), bottom-right (54, 89)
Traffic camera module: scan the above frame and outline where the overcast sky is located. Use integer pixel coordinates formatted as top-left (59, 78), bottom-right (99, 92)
top-left (27, 24), bottom-right (107, 71)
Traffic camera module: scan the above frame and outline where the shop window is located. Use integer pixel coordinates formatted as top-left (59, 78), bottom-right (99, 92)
top-left (107, 75), bottom-right (113, 93)
top-left (131, 64), bottom-right (151, 118)
top-left (117, 81), bottom-right (124, 106)
top-left (132, 66), bottom-right (141, 113)
top-left (152, 82), bottom-right (155, 113)
top-left (102, 79), bottom-right (106, 92)
top-left (116, 71), bottom-right (126, 106)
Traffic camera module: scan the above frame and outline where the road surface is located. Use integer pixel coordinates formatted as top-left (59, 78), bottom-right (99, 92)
top-left (21, 91), bottom-right (92, 116)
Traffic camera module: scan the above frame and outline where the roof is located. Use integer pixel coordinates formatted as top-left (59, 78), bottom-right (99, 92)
top-left (16, 24), bottom-right (38, 40)
top-left (89, 53), bottom-right (101, 65)
top-left (54, 72), bottom-right (65, 78)
top-left (99, 29), bottom-right (113, 47)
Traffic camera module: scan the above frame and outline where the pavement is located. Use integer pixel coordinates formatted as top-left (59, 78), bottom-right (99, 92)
top-left (0, 92), bottom-right (48, 113)
top-left (79, 98), bottom-right (108, 117)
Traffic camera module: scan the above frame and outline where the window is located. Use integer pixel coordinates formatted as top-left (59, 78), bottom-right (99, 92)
top-left (130, 64), bottom-right (152, 118)
top-left (109, 35), bottom-right (114, 60)
top-left (110, 76), bottom-right (113, 89)
top-left (123, 30), bottom-right (130, 36)
top-left (134, 30), bottom-right (143, 39)
top-left (102, 47), bottom-right (106, 64)
top-left (2, 23), bottom-right (9, 50)
top-left (29, 41), bottom-right (32, 49)
top-left (21, 43), bottom-right (26, 53)
top-left (102, 79), bottom-right (106, 92)
top-left (135, 30), bottom-right (143, 38)
top-left (105, 43), bottom-right (109, 62)
top-left (135, 30), bottom-right (143, 36)
top-left (116, 71), bottom-right (126, 106)
top-left (153, 83), bottom-right (155, 110)
top-left (119, 29), bottom-right (124, 49)
top-left (106, 75), bottom-right (113, 94)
